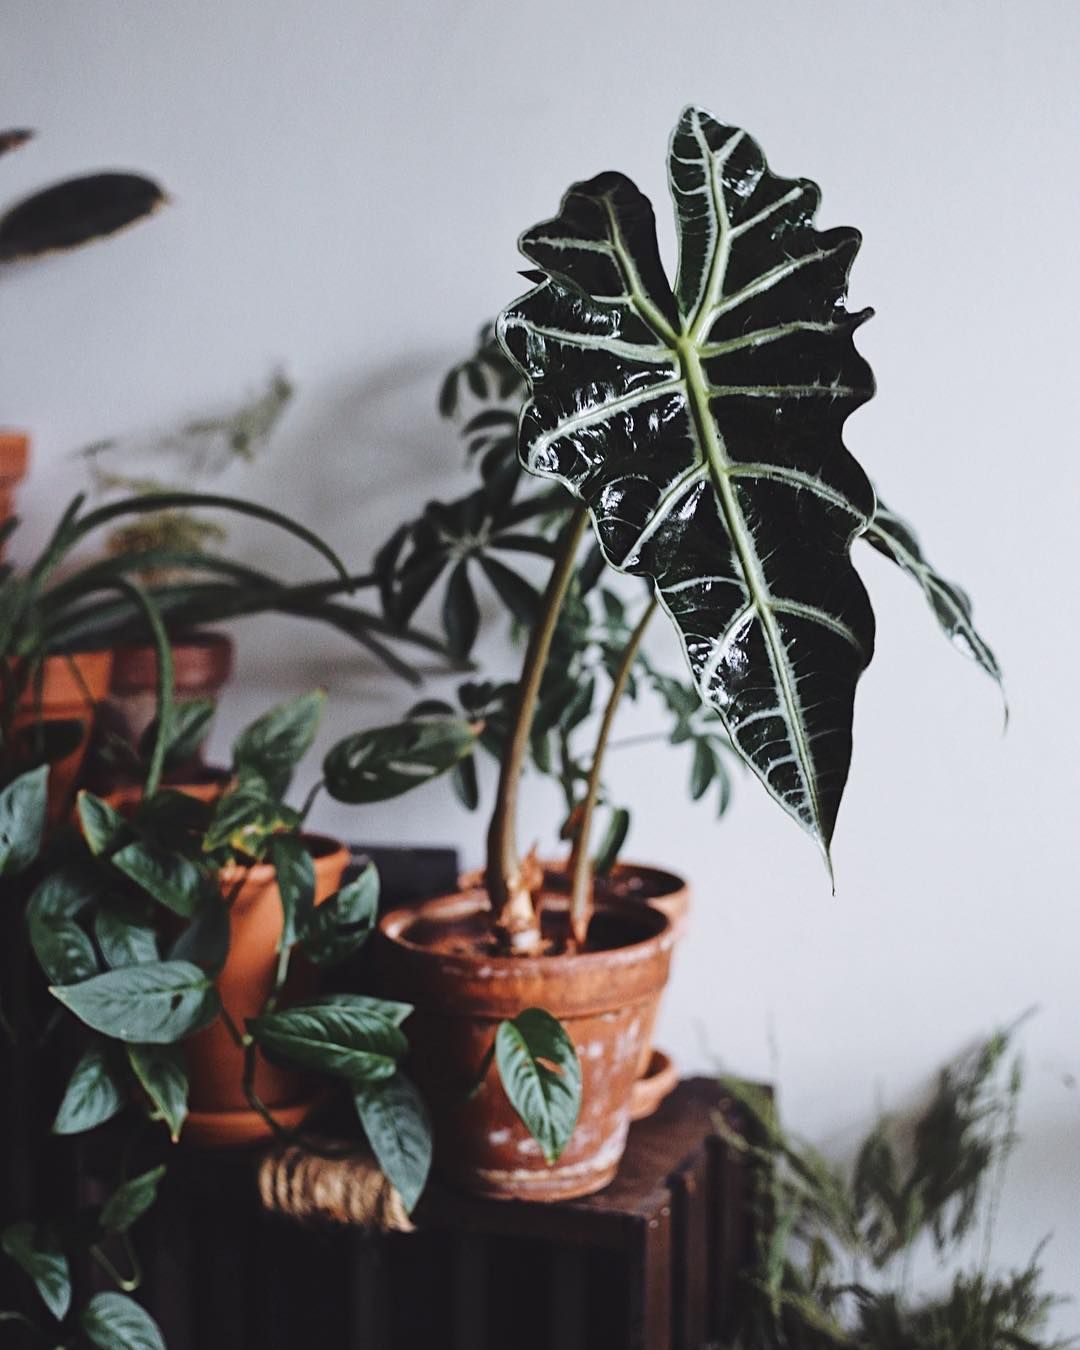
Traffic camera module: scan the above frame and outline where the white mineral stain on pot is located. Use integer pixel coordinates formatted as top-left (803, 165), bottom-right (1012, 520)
top-left (488, 1128), bottom-right (511, 1145)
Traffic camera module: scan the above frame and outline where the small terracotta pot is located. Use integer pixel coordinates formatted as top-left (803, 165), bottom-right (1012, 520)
top-left (92, 631), bottom-right (234, 787)
top-left (182, 834), bottom-right (350, 1147)
top-left (0, 431), bottom-right (29, 555)
top-left (378, 889), bottom-right (674, 1202)
top-left (12, 649), bottom-right (114, 823)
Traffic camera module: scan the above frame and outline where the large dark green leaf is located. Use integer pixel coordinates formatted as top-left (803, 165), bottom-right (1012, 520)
top-left (498, 105), bottom-right (878, 863)
top-left (864, 500), bottom-right (1003, 698)
top-left (52, 1042), bottom-right (126, 1135)
top-left (353, 1072), bottom-right (432, 1214)
top-left (299, 863), bottom-right (379, 966)
top-left (494, 1008), bottom-right (581, 1165)
top-left (323, 717), bottom-right (478, 804)
top-left (111, 841), bottom-right (209, 918)
top-left (0, 764), bottom-right (48, 875)
top-left (127, 1043), bottom-right (188, 1142)
top-left (82, 1292), bottom-right (166, 1350)
top-left (249, 1003), bottom-right (406, 1083)
top-left (1, 1222), bottom-right (70, 1321)
top-left (51, 960), bottom-right (220, 1044)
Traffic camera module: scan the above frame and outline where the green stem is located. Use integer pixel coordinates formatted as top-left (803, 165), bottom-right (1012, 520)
top-left (485, 503), bottom-right (589, 949)
top-left (568, 596), bottom-right (657, 945)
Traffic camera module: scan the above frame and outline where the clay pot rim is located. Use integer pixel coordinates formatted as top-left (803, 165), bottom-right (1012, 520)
top-left (218, 833), bottom-right (350, 886)
top-left (379, 887), bottom-right (675, 978)
top-left (0, 431), bottom-right (29, 481)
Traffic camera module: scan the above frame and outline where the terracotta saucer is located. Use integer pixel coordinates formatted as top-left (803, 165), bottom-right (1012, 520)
top-left (629, 1048), bottom-right (678, 1121)
top-left (181, 1097), bottom-right (320, 1148)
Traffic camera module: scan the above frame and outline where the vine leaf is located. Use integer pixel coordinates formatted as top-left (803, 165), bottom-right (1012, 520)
top-left (499, 105), bottom-right (878, 863)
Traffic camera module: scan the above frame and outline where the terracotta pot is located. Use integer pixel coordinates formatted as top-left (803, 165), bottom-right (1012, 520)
top-left (0, 431), bottom-right (29, 555)
top-left (12, 649), bottom-right (114, 823)
top-left (464, 860), bottom-right (690, 1102)
top-left (91, 631), bottom-right (234, 788)
top-left (378, 888), bottom-right (674, 1202)
top-left (182, 834), bottom-right (350, 1148)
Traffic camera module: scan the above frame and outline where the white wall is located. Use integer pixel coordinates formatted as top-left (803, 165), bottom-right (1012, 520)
top-left (4, 0), bottom-right (1078, 1321)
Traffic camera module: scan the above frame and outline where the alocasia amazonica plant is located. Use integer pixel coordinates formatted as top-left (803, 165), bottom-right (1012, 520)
top-left (489, 104), bottom-right (1002, 916)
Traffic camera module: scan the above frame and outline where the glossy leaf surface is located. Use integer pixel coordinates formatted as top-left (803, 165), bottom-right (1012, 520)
top-left (499, 106), bottom-right (877, 859)
top-left (323, 717), bottom-right (478, 804)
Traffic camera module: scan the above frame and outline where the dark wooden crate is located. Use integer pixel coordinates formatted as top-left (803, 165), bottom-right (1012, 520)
top-left (123, 1077), bottom-right (752, 1350)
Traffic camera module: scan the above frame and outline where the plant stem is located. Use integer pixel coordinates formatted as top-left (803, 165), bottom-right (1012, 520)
top-left (486, 502), bottom-right (589, 950)
top-left (567, 596), bottom-right (657, 945)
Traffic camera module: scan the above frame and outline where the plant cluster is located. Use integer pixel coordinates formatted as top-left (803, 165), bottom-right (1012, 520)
top-left (718, 1026), bottom-right (1072, 1349)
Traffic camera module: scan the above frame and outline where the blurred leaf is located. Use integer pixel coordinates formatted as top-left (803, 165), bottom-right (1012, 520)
top-left (323, 717), bottom-right (477, 804)
top-left (0, 764), bottom-right (47, 875)
top-left (112, 841), bottom-right (208, 918)
top-left (250, 1002), bottom-right (405, 1083)
top-left (354, 1071), bottom-right (432, 1214)
top-left (52, 1042), bottom-right (126, 1136)
top-left (127, 1043), bottom-right (188, 1142)
top-left (443, 561), bottom-right (479, 659)
top-left (300, 864), bottom-right (379, 966)
top-left (232, 690), bottom-right (325, 786)
top-left (1, 1222), bottom-right (70, 1321)
top-left (99, 1166), bottom-right (165, 1235)
top-left (82, 1291), bottom-right (165, 1350)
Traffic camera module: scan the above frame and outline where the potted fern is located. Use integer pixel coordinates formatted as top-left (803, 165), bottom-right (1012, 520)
top-left (375, 105), bottom-right (1003, 1202)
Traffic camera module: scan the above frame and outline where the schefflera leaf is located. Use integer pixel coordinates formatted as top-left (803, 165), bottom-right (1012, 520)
top-left (498, 105), bottom-right (878, 862)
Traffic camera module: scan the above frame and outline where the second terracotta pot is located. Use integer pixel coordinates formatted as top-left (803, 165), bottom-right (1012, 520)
top-left (378, 888), bottom-right (674, 1202)
top-left (181, 834), bottom-right (350, 1146)
top-left (13, 649), bottom-right (114, 823)
top-left (0, 431), bottom-right (29, 555)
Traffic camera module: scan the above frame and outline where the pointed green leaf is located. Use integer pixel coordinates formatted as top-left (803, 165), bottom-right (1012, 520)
top-left (323, 717), bottom-right (478, 804)
top-left (111, 840), bottom-right (208, 918)
top-left (443, 561), bottom-right (479, 659)
top-left (354, 1072), bottom-right (432, 1214)
top-left (450, 754), bottom-right (480, 811)
top-left (690, 739), bottom-right (715, 801)
top-left (269, 834), bottom-right (315, 951)
top-left (138, 697), bottom-right (215, 770)
top-left (478, 556), bottom-right (542, 629)
top-left (300, 863), bottom-right (378, 966)
top-left (249, 1003), bottom-right (405, 1083)
top-left (494, 1008), bottom-right (581, 1164)
top-left (0, 764), bottom-right (48, 875)
top-left (1, 1222), bottom-right (70, 1321)
top-left (95, 899), bottom-right (159, 968)
top-left (311, 992), bottom-right (412, 1025)
top-left (27, 866), bottom-right (100, 985)
top-left (52, 1042), bottom-right (126, 1135)
top-left (77, 790), bottom-right (130, 856)
top-left (127, 1043), bottom-right (188, 1142)
top-left (82, 1291), bottom-right (165, 1350)
top-left (232, 690), bottom-right (324, 783)
top-left (99, 1166), bottom-right (165, 1235)
top-left (51, 960), bottom-right (220, 1044)
top-left (593, 806), bottom-right (630, 875)
top-left (498, 105), bottom-right (879, 862)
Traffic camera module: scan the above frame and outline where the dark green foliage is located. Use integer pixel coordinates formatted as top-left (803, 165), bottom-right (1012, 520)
top-left (721, 1028), bottom-right (1072, 1350)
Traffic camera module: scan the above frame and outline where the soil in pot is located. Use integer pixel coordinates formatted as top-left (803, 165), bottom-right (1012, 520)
top-left (12, 649), bottom-right (114, 823)
top-left (181, 833), bottom-right (350, 1147)
top-left (377, 888), bottom-right (674, 1202)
